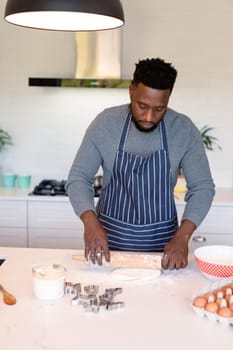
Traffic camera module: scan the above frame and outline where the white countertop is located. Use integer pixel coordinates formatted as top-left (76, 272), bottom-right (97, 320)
top-left (0, 187), bottom-right (70, 202)
top-left (1, 187), bottom-right (233, 205)
top-left (0, 247), bottom-right (232, 350)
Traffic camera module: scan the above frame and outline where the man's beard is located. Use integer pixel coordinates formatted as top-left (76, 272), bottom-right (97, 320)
top-left (132, 116), bottom-right (158, 133)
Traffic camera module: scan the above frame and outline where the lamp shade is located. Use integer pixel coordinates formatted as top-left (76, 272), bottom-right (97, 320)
top-left (4, 0), bottom-right (125, 31)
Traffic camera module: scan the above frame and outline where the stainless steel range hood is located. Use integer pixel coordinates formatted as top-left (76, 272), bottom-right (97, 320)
top-left (29, 29), bottom-right (130, 88)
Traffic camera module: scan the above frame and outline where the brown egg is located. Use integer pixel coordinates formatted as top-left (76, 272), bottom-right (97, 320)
top-left (229, 303), bottom-right (233, 311)
top-left (216, 297), bottom-right (226, 306)
top-left (221, 285), bottom-right (230, 293)
top-left (193, 296), bottom-right (207, 308)
top-left (205, 302), bottom-right (219, 313)
top-left (225, 294), bottom-right (232, 303)
top-left (222, 285), bottom-right (233, 294)
top-left (217, 307), bottom-right (233, 318)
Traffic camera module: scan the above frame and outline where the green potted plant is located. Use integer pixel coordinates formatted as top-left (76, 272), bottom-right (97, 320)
top-left (0, 128), bottom-right (12, 152)
top-left (200, 125), bottom-right (222, 151)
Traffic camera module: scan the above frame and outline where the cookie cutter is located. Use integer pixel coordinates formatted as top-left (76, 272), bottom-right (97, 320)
top-left (65, 282), bottom-right (124, 313)
top-left (84, 285), bottom-right (99, 295)
top-left (65, 282), bottom-right (81, 297)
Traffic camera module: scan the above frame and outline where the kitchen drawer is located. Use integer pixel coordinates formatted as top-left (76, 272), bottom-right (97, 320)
top-left (28, 201), bottom-right (83, 229)
top-left (0, 200), bottom-right (27, 227)
top-left (28, 228), bottom-right (84, 249)
top-left (0, 227), bottom-right (27, 247)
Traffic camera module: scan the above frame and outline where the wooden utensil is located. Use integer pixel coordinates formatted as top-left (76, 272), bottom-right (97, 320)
top-left (72, 251), bottom-right (162, 270)
top-left (0, 283), bottom-right (17, 305)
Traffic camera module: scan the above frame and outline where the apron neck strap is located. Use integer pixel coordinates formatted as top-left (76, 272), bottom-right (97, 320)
top-left (160, 119), bottom-right (168, 151)
top-left (118, 112), bottom-right (131, 151)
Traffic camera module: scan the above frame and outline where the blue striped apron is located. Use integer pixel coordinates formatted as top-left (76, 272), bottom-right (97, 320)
top-left (96, 112), bottom-right (178, 252)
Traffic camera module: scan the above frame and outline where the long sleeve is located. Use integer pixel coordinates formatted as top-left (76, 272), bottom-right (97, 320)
top-left (178, 124), bottom-right (215, 227)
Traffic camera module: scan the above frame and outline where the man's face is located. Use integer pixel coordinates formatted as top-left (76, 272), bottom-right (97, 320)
top-left (129, 82), bottom-right (171, 132)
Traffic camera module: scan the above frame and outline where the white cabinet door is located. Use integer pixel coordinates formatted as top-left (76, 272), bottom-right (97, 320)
top-left (28, 201), bottom-right (83, 228)
top-left (0, 228), bottom-right (27, 247)
top-left (28, 200), bottom-right (84, 249)
top-left (0, 200), bottom-right (27, 247)
top-left (176, 202), bottom-right (233, 251)
top-left (0, 200), bottom-right (27, 227)
top-left (28, 228), bottom-right (84, 249)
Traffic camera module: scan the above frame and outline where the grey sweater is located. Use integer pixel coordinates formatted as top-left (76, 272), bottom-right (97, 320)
top-left (66, 104), bottom-right (215, 227)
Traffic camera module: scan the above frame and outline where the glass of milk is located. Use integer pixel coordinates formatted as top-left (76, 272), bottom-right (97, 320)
top-left (32, 264), bottom-right (66, 300)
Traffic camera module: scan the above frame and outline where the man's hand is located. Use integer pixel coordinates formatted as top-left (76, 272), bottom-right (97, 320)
top-left (81, 210), bottom-right (110, 265)
top-left (161, 219), bottom-right (196, 270)
top-left (162, 235), bottom-right (189, 269)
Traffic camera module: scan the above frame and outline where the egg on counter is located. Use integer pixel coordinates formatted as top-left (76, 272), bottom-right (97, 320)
top-left (216, 297), bottom-right (226, 306)
top-left (217, 307), bottom-right (233, 318)
top-left (192, 280), bottom-right (233, 326)
top-left (192, 296), bottom-right (207, 308)
top-left (204, 302), bottom-right (219, 313)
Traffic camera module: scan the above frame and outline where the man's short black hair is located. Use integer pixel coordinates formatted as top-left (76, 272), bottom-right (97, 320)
top-left (132, 58), bottom-right (178, 92)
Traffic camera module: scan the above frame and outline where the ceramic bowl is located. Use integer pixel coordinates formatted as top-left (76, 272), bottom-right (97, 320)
top-left (194, 245), bottom-right (233, 280)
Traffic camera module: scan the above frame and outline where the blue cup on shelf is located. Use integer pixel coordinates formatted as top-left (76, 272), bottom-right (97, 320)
top-left (17, 175), bottom-right (31, 189)
top-left (3, 174), bottom-right (17, 188)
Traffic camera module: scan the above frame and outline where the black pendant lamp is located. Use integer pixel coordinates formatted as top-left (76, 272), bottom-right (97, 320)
top-left (4, 0), bottom-right (125, 31)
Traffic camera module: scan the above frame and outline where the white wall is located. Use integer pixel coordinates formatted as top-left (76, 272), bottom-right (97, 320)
top-left (0, 0), bottom-right (233, 187)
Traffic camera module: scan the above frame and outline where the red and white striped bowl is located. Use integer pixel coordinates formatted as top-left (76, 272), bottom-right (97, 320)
top-left (194, 245), bottom-right (233, 281)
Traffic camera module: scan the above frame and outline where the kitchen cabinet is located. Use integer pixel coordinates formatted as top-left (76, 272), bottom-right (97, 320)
top-left (0, 188), bottom-right (84, 249)
top-left (27, 200), bottom-right (84, 249)
top-left (176, 192), bottom-right (233, 251)
top-left (0, 200), bottom-right (27, 247)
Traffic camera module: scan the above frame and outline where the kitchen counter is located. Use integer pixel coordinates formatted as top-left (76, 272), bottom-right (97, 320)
top-left (0, 187), bottom-right (69, 202)
top-left (1, 186), bottom-right (233, 205)
top-left (0, 247), bottom-right (232, 350)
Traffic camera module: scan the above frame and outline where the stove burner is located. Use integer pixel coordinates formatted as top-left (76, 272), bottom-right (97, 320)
top-left (29, 178), bottom-right (102, 197)
top-left (30, 179), bottom-right (67, 196)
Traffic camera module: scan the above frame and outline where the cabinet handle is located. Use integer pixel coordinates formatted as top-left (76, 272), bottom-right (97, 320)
top-left (192, 235), bottom-right (206, 242)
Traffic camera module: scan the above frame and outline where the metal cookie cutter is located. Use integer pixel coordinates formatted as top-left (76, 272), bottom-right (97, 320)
top-left (72, 292), bottom-right (98, 307)
top-left (65, 282), bottom-right (81, 297)
top-left (105, 288), bottom-right (123, 297)
top-left (83, 303), bottom-right (100, 314)
top-left (107, 302), bottom-right (125, 310)
top-left (84, 285), bottom-right (99, 295)
top-left (98, 288), bottom-right (124, 311)
top-left (67, 282), bottom-right (124, 313)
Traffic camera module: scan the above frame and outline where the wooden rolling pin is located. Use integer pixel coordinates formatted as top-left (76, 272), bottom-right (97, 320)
top-left (72, 252), bottom-right (162, 270)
